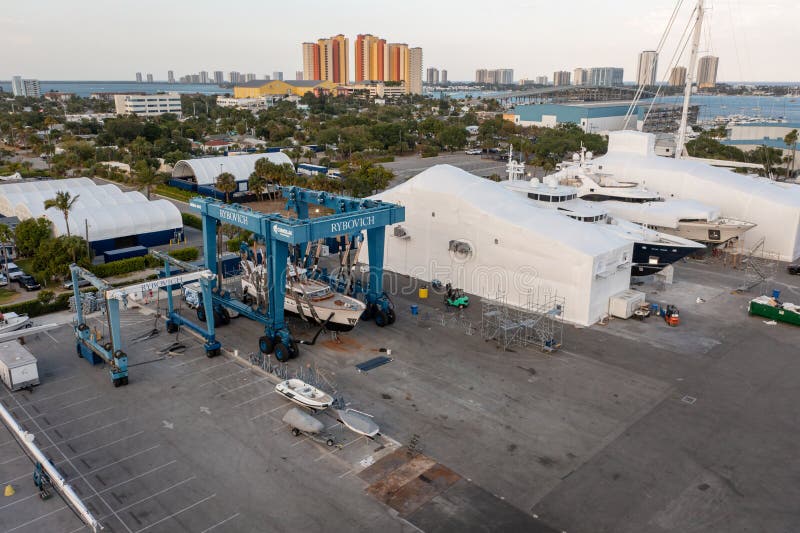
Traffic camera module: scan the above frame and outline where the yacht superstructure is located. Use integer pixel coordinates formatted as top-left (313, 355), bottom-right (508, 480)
top-left (501, 153), bottom-right (704, 276)
top-left (553, 148), bottom-right (756, 245)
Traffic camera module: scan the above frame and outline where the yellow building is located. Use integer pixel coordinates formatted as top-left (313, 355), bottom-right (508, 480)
top-left (234, 79), bottom-right (337, 98)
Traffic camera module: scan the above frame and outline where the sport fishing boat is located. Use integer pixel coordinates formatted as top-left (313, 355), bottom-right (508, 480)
top-left (240, 247), bottom-right (366, 331)
top-left (554, 147), bottom-right (756, 245)
top-left (501, 154), bottom-right (704, 276)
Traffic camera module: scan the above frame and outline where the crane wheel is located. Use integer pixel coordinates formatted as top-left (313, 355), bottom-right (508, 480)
top-left (259, 336), bottom-right (274, 354)
top-left (374, 310), bottom-right (388, 327)
top-left (274, 342), bottom-right (291, 363)
top-left (387, 309), bottom-right (396, 325)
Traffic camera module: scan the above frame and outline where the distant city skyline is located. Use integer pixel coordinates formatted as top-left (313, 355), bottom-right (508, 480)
top-left (0, 0), bottom-right (797, 82)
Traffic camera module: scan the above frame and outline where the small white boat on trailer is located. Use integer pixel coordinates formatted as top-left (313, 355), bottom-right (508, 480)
top-left (275, 379), bottom-right (333, 411)
top-left (282, 408), bottom-right (335, 447)
top-left (0, 312), bottom-right (32, 334)
top-left (336, 408), bottom-right (380, 438)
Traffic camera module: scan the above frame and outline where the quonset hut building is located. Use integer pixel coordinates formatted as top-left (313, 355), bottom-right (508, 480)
top-left (0, 178), bottom-right (182, 254)
top-left (170, 153), bottom-right (294, 200)
top-left (365, 165), bottom-right (633, 326)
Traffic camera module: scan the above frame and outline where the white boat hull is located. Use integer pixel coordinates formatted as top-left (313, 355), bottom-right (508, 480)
top-left (659, 220), bottom-right (755, 245)
top-left (0, 313), bottom-right (31, 334)
top-left (276, 379), bottom-right (333, 411)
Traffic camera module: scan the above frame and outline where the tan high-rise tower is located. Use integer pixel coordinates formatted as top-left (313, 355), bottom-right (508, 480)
top-left (408, 47), bottom-right (423, 95)
top-left (697, 56), bottom-right (719, 89)
top-left (302, 42), bottom-right (321, 81)
top-left (636, 50), bottom-right (658, 86)
top-left (669, 66), bottom-right (687, 87)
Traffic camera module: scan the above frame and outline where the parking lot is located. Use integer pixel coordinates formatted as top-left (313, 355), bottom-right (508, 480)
top-left (2, 258), bottom-right (800, 532)
top-left (382, 153), bottom-right (511, 186)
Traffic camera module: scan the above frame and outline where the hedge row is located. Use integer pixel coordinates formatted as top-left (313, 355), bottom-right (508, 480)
top-left (89, 255), bottom-right (162, 278)
top-left (0, 293), bottom-right (71, 318)
top-left (169, 247), bottom-right (199, 262)
top-left (181, 212), bottom-right (202, 230)
top-left (155, 184), bottom-right (195, 202)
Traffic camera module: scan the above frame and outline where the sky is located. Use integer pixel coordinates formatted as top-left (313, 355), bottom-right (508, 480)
top-left (1, 0), bottom-right (796, 82)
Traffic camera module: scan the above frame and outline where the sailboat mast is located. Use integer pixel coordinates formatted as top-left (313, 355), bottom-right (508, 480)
top-left (675, 0), bottom-right (704, 159)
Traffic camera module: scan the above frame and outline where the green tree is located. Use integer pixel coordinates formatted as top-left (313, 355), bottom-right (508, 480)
top-left (216, 172), bottom-right (237, 203)
top-left (784, 129), bottom-right (798, 180)
top-left (341, 159), bottom-right (394, 197)
top-left (287, 146), bottom-right (304, 166)
top-left (14, 218), bottom-right (52, 257)
top-left (133, 159), bottom-right (160, 200)
top-left (0, 224), bottom-right (12, 274)
top-left (43, 191), bottom-right (79, 238)
top-left (437, 125), bottom-right (468, 151)
top-left (248, 172), bottom-right (267, 201)
top-left (32, 236), bottom-right (88, 282)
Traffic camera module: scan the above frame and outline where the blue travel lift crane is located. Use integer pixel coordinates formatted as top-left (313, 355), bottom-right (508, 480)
top-left (189, 186), bottom-right (404, 363)
top-left (70, 262), bottom-right (219, 387)
top-left (69, 264), bottom-right (129, 387)
top-left (148, 250), bottom-right (223, 357)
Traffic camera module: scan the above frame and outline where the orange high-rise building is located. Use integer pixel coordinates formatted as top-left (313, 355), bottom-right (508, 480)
top-left (355, 34), bottom-right (387, 82)
top-left (302, 35), bottom-right (349, 83)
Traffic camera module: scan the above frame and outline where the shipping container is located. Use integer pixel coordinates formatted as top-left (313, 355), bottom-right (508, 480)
top-left (103, 245), bottom-right (148, 263)
top-left (0, 341), bottom-right (40, 391)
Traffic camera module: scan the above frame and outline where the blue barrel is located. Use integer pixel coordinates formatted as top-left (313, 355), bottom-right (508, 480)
top-left (650, 303), bottom-right (659, 314)
top-left (772, 289), bottom-right (781, 300)
top-left (410, 305), bottom-right (419, 316)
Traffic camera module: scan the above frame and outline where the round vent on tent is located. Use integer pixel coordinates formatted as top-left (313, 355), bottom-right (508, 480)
top-left (448, 239), bottom-right (473, 261)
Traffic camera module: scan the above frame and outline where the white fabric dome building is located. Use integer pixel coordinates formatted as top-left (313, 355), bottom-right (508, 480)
top-left (0, 179), bottom-right (182, 254)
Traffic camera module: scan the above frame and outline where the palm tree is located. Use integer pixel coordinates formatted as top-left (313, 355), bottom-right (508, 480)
top-left (216, 172), bottom-right (237, 203)
top-left (133, 160), bottom-right (160, 200)
top-left (44, 190), bottom-right (79, 237)
top-left (0, 224), bottom-right (12, 276)
top-left (248, 172), bottom-right (267, 201)
top-left (785, 129), bottom-right (798, 180)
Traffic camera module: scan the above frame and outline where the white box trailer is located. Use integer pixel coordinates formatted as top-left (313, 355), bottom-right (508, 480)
top-left (609, 290), bottom-right (646, 319)
top-left (0, 341), bottom-right (40, 391)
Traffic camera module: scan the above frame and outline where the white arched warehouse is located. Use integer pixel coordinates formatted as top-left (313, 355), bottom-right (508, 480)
top-left (172, 153), bottom-right (294, 186)
top-left (0, 179), bottom-right (182, 254)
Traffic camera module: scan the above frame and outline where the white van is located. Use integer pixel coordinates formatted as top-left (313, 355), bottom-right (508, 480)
top-left (182, 283), bottom-right (239, 318)
top-left (4, 262), bottom-right (23, 281)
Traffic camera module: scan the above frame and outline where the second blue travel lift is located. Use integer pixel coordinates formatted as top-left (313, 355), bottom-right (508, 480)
top-left (189, 185), bottom-right (405, 363)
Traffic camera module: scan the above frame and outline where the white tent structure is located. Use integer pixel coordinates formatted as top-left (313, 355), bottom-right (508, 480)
top-left (172, 153), bottom-right (294, 186)
top-left (366, 165), bottom-right (633, 326)
top-left (593, 131), bottom-right (800, 261)
top-left (0, 179), bottom-right (182, 253)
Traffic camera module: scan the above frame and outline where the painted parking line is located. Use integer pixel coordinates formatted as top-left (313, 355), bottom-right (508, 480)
top-left (200, 512), bottom-right (241, 533)
top-left (290, 435), bottom-right (312, 447)
top-left (231, 389), bottom-right (275, 408)
top-left (197, 368), bottom-right (251, 389)
top-left (218, 376), bottom-right (271, 397)
top-left (95, 476), bottom-right (197, 519)
top-left (313, 435), bottom-right (365, 462)
top-left (12, 385), bottom-right (90, 406)
top-left (10, 394), bottom-right (103, 422)
top-left (96, 460), bottom-right (179, 495)
top-left (250, 402), bottom-right (291, 420)
top-left (43, 405), bottom-right (117, 431)
top-left (0, 444), bottom-right (163, 488)
top-left (5, 504), bottom-right (70, 532)
top-left (135, 493), bottom-right (217, 533)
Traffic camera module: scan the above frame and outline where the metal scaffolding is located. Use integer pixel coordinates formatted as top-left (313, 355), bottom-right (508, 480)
top-left (736, 237), bottom-right (779, 293)
top-left (480, 291), bottom-right (565, 353)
